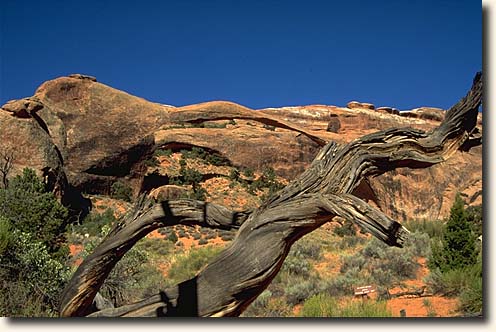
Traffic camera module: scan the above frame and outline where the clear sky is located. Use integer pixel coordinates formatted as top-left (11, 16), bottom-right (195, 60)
top-left (1, 0), bottom-right (481, 110)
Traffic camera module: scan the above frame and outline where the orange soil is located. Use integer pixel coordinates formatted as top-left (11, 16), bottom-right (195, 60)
top-left (387, 296), bottom-right (459, 317)
top-left (69, 244), bottom-right (84, 266)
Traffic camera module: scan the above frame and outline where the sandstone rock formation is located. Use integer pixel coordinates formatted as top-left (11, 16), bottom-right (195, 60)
top-left (1, 74), bottom-right (482, 222)
top-left (347, 101), bottom-right (375, 110)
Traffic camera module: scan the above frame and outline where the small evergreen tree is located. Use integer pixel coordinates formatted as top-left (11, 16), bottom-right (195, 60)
top-left (0, 168), bottom-right (69, 255)
top-left (432, 194), bottom-right (477, 272)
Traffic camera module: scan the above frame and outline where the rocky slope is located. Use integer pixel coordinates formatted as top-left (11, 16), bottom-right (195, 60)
top-left (0, 74), bottom-right (482, 222)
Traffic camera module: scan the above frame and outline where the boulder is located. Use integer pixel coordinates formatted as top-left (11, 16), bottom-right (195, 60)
top-left (347, 101), bottom-right (375, 110)
top-left (376, 106), bottom-right (400, 115)
top-left (326, 114), bottom-right (341, 133)
top-left (1, 97), bottom-right (44, 118)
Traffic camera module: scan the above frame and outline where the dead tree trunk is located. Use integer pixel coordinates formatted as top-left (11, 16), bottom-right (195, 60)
top-left (60, 73), bottom-right (482, 317)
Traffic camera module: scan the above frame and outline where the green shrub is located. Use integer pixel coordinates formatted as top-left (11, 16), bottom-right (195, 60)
top-left (243, 168), bottom-right (254, 179)
top-left (242, 290), bottom-right (272, 316)
top-left (205, 232), bottom-right (217, 240)
top-left (82, 227), bottom-right (168, 307)
top-left (300, 294), bottom-right (392, 317)
top-left (333, 219), bottom-right (357, 237)
top-left (220, 233), bottom-right (234, 241)
top-left (431, 194), bottom-right (478, 272)
top-left (229, 168), bottom-right (240, 182)
top-left (338, 235), bottom-right (365, 249)
top-left (0, 216), bottom-right (12, 256)
top-left (339, 299), bottom-right (392, 317)
top-left (137, 237), bottom-right (173, 257)
top-left (111, 181), bottom-right (133, 202)
top-left (263, 124), bottom-right (276, 131)
top-left (73, 208), bottom-right (117, 238)
top-left (300, 293), bottom-right (337, 317)
top-left (0, 168), bottom-right (69, 255)
top-left (167, 232), bottom-right (178, 243)
top-left (198, 238), bottom-right (208, 245)
top-left (403, 219), bottom-right (445, 240)
top-left (0, 228), bottom-right (70, 316)
top-left (459, 258), bottom-right (483, 315)
top-left (282, 254), bottom-right (312, 277)
top-left (143, 157), bottom-right (160, 167)
top-left (291, 238), bottom-right (322, 260)
top-left (168, 246), bottom-right (223, 283)
top-left (466, 205), bottom-right (482, 237)
top-left (154, 149), bottom-right (173, 157)
top-left (284, 278), bottom-right (323, 305)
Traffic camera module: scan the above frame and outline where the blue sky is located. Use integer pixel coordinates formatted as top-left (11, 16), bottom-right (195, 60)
top-left (1, 0), bottom-right (481, 110)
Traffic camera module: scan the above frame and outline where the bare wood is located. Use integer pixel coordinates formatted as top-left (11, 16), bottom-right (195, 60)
top-left (60, 73), bottom-right (482, 317)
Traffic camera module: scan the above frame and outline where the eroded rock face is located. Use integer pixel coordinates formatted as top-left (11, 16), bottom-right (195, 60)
top-left (0, 99), bottom-right (67, 198)
top-left (33, 75), bottom-right (170, 192)
top-left (4, 75), bottom-right (482, 222)
top-left (400, 107), bottom-right (445, 121)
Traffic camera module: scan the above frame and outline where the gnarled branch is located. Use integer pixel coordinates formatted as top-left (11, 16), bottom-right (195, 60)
top-left (60, 72), bottom-right (482, 317)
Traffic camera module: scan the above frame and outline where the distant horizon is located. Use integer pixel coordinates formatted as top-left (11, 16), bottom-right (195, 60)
top-left (1, 0), bottom-right (482, 111)
top-left (9, 71), bottom-right (480, 113)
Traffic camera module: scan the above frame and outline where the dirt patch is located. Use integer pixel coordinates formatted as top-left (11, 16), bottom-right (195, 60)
top-left (69, 244), bottom-right (84, 266)
top-left (387, 296), bottom-right (459, 317)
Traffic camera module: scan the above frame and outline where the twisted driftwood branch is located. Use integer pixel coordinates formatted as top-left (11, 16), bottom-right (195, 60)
top-left (60, 72), bottom-right (482, 317)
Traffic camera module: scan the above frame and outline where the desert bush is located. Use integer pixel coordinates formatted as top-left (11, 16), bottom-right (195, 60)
top-left (154, 148), bottom-right (173, 157)
top-left (0, 168), bottom-right (69, 255)
top-left (229, 168), bottom-right (240, 182)
top-left (137, 237), bottom-right (173, 257)
top-left (340, 254), bottom-right (367, 274)
top-left (205, 232), bottom-right (217, 240)
top-left (284, 278), bottom-right (323, 305)
top-left (111, 181), bottom-right (133, 202)
top-left (242, 290), bottom-right (272, 316)
top-left (0, 223), bottom-right (70, 316)
top-left (425, 253), bottom-right (482, 315)
top-left (82, 226), bottom-right (167, 307)
top-left (168, 245), bottom-right (223, 283)
top-left (459, 257), bottom-right (483, 315)
top-left (198, 238), bottom-right (208, 245)
top-left (242, 291), bottom-right (291, 317)
top-left (192, 232), bottom-right (201, 240)
top-left (403, 219), bottom-right (445, 240)
top-left (333, 219), bottom-right (357, 237)
top-left (338, 235), bottom-right (365, 249)
top-left (73, 208), bottom-right (117, 238)
top-left (220, 233), bottom-right (235, 241)
top-left (466, 204), bottom-right (482, 236)
top-left (339, 299), bottom-right (392, 317)
top-left (282, 254), bottom-right (312, 277)
top-left (300, 294), bottom-right (392, 317)
top-left (300, 293), bottom-right (337, 317)
top-left (404, 231), bottom-right (431, 257)
top-left (243, 167), bottom-right (254, 179)
top-left (167, 232), bottom-right (178, 243)
top-left (291, 238), bottom-right (322, 260)
top-left (143, 157), bottom-right (160, 168)
top-left (263, 124), bottom-right (276, 131)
